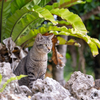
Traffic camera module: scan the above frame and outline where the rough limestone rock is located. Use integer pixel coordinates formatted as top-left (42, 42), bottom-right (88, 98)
top-left (0, 62), bottom-right (31, 100)
top-left (1, 62), bottom-right (100, 100)
top-left (0, 62), bottom-right (76, 100)
top-left (65, 71), bottom-right (100, 100)
top-left (31, 77), bottom-right (77, 100)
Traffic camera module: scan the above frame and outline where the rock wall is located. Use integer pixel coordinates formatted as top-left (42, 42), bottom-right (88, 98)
top-left (0, 62), bottom-right (100, 100)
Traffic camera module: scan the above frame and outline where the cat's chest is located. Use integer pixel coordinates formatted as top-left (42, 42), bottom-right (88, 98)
top-left (27, 59), bottom-right (47, 68)
top-left (36, 61), bottom-right (47, 67)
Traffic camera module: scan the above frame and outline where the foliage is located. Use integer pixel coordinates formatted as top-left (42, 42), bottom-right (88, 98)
top-left (45, 0), bottom-right (85, 9)
top-left (64, 0), bottom-right (100, 79)
top-left (0, 0), bottom-right (100, 59)
top-left (0, 74), bottom-right (27, 92)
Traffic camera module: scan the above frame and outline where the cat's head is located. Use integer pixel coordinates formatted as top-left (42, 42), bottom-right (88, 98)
top-left (35, 33), bottom-right (54, 53)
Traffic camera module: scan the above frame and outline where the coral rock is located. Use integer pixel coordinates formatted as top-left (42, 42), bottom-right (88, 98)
top-left (32, 77), bottom-right (71, 100)
top-left (65, 71), bottom-right (100, 100)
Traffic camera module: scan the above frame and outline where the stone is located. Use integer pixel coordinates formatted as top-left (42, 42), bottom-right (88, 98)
top-left (0, 62), bottom-right (31, 100)
top-left (31, 77), bottom-right (71, 100)
top-left (1, 62), bottom-right (100, 100)
top-left (65, 71), bottom-right (100, 100)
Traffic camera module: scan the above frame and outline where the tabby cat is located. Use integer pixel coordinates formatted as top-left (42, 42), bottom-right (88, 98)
top-left (14, 33), bottom-right (53, 89)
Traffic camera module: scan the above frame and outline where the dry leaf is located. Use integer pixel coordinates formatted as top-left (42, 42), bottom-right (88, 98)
top-left (3, 37), bottom-right (16, 54)
top-left (42, 33), bottom-right (65, 67)
top-left (1, 38), bottom-right (27, 71)
top-left (52, 35), bottom-right (65, 67)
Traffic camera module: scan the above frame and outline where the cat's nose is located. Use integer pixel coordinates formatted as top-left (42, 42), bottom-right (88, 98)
top-left (47, 46), bottom-right (51, 51)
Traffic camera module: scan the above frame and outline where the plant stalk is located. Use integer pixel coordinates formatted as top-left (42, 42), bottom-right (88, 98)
top-left (0, 0), bottom-right (4, 42)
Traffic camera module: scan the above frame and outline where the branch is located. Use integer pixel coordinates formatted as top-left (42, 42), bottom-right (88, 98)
top-left (81, 6), bottom-right (100, 21)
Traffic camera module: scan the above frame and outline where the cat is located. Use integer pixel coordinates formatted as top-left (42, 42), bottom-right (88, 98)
top-left (14, 33), bottom-right (53, 89)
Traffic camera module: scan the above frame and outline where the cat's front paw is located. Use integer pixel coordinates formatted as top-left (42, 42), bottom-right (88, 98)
top-left (19, 85), bottom-right (33, 96)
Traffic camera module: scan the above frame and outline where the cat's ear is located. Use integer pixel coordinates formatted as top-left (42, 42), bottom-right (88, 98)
top-left (36, 33), bottom-right (44, 41)
top-left (48, 34), bottom-right (54, 39)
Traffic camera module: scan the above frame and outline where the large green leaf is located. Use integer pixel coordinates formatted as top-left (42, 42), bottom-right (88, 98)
top-left (5, 6), bottom-right (57, 42)
top-left (57, 36), bottom-right (81, 47)
top-left (91, 38), bottom-right (100, 48)
top-left (16, 26), bottom-right (66, 46)
top-left (38, 0), bottom-right (51, 7)
top-left (45, 0), bottom-right (85, 10)
top-left (57, 20), bottom-right (71, 26)
top-left (50, 8), bottom-right (88, 34)
top-left (11, 0), bottom-right (31, 14)
top-left (12, 13), bottom-right (42, 42)
top-left (33, 0), bottom-right (41, 5)
top-left (17, 25), bottom-right (100, 56)
top-left (16, 25), bottom-right (85, 46)
top-left (0, 0), bottom-right (11, 42)
top-left (5, 7), bottom-right (29, 38)
top-left (32, 5), bottom-right (57, 25)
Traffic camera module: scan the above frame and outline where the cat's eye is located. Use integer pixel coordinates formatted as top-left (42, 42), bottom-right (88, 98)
top-left (38, 44), bottom-right (42, 46)
top-left (44, 44), bottom-right (47, 46)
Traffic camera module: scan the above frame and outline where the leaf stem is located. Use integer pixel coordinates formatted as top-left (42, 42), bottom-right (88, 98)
top-left (0, 0), bottom-right (4, 42)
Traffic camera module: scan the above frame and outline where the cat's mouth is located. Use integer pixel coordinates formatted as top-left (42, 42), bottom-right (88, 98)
top-left (48, 49), bottom-right (51, 53)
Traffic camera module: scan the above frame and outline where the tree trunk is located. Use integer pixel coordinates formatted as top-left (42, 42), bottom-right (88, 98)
top-left (94, 50), bottom-right (100, 79)
top-left (52, 35), bottom-right (68, 86)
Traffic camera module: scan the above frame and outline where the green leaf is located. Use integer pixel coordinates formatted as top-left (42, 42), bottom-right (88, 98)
top-left (70, 31), bottom-right (99, 56)
top-left (16, 0), bottom-right (26, 8)
top-left (45, 0), bottom-right (85, 10)
top-left (0, 74), bottom-right (2, 84)
top-left (38, 0), bottom-right (51, 7)
top-left (32, 5), bottom-right (57, 25)
top-left (16, 24), bottom-right (99, 56)
top-left (0, 75), bottom-right (27, 93)
top-left (0, 0), bottom-right (11, 42)
top-left (86, 0), bottom-right (92, 3)
top-left (16, 25), bottom-right (60, 46)
top-left (11, 0), bottom-right (31, 14)
top-left (91, 38), bottom-right (100, 48)
top-left (59, 0), bottom-right (85, 8)
top-left (5, 7), bottom-right (29, 38)
top-left (16, 25), bottom-right (77, 46)
top-left (57, 36), bottom-right (81, 47)
top-left (57, 20), bottom-right (71, 26)
top-left (86, 38), bottom-right (99, 57)
top-left (50, 8), bottom-right (88, 34)
top-left (12, 13), bottom-right (42, 42)
top-left (57, 36), bottom-right (66, 44)
top-left (5, 6), bottom-right (58, 42)
top-left (33, 0), bottom-right (41, 5)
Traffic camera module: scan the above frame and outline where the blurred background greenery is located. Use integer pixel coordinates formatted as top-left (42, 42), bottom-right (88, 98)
top-left (46, 0), bottom-right (100, 81)
top-left (64, 0), bottom-right (100, 81)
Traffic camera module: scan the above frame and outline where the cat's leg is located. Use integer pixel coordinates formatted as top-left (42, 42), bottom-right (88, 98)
top-left (27, 67), bottom-right (36, 89)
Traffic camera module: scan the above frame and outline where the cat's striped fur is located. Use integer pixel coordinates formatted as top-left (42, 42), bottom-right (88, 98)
top-left (14, 33), bottom-right (53, 89)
